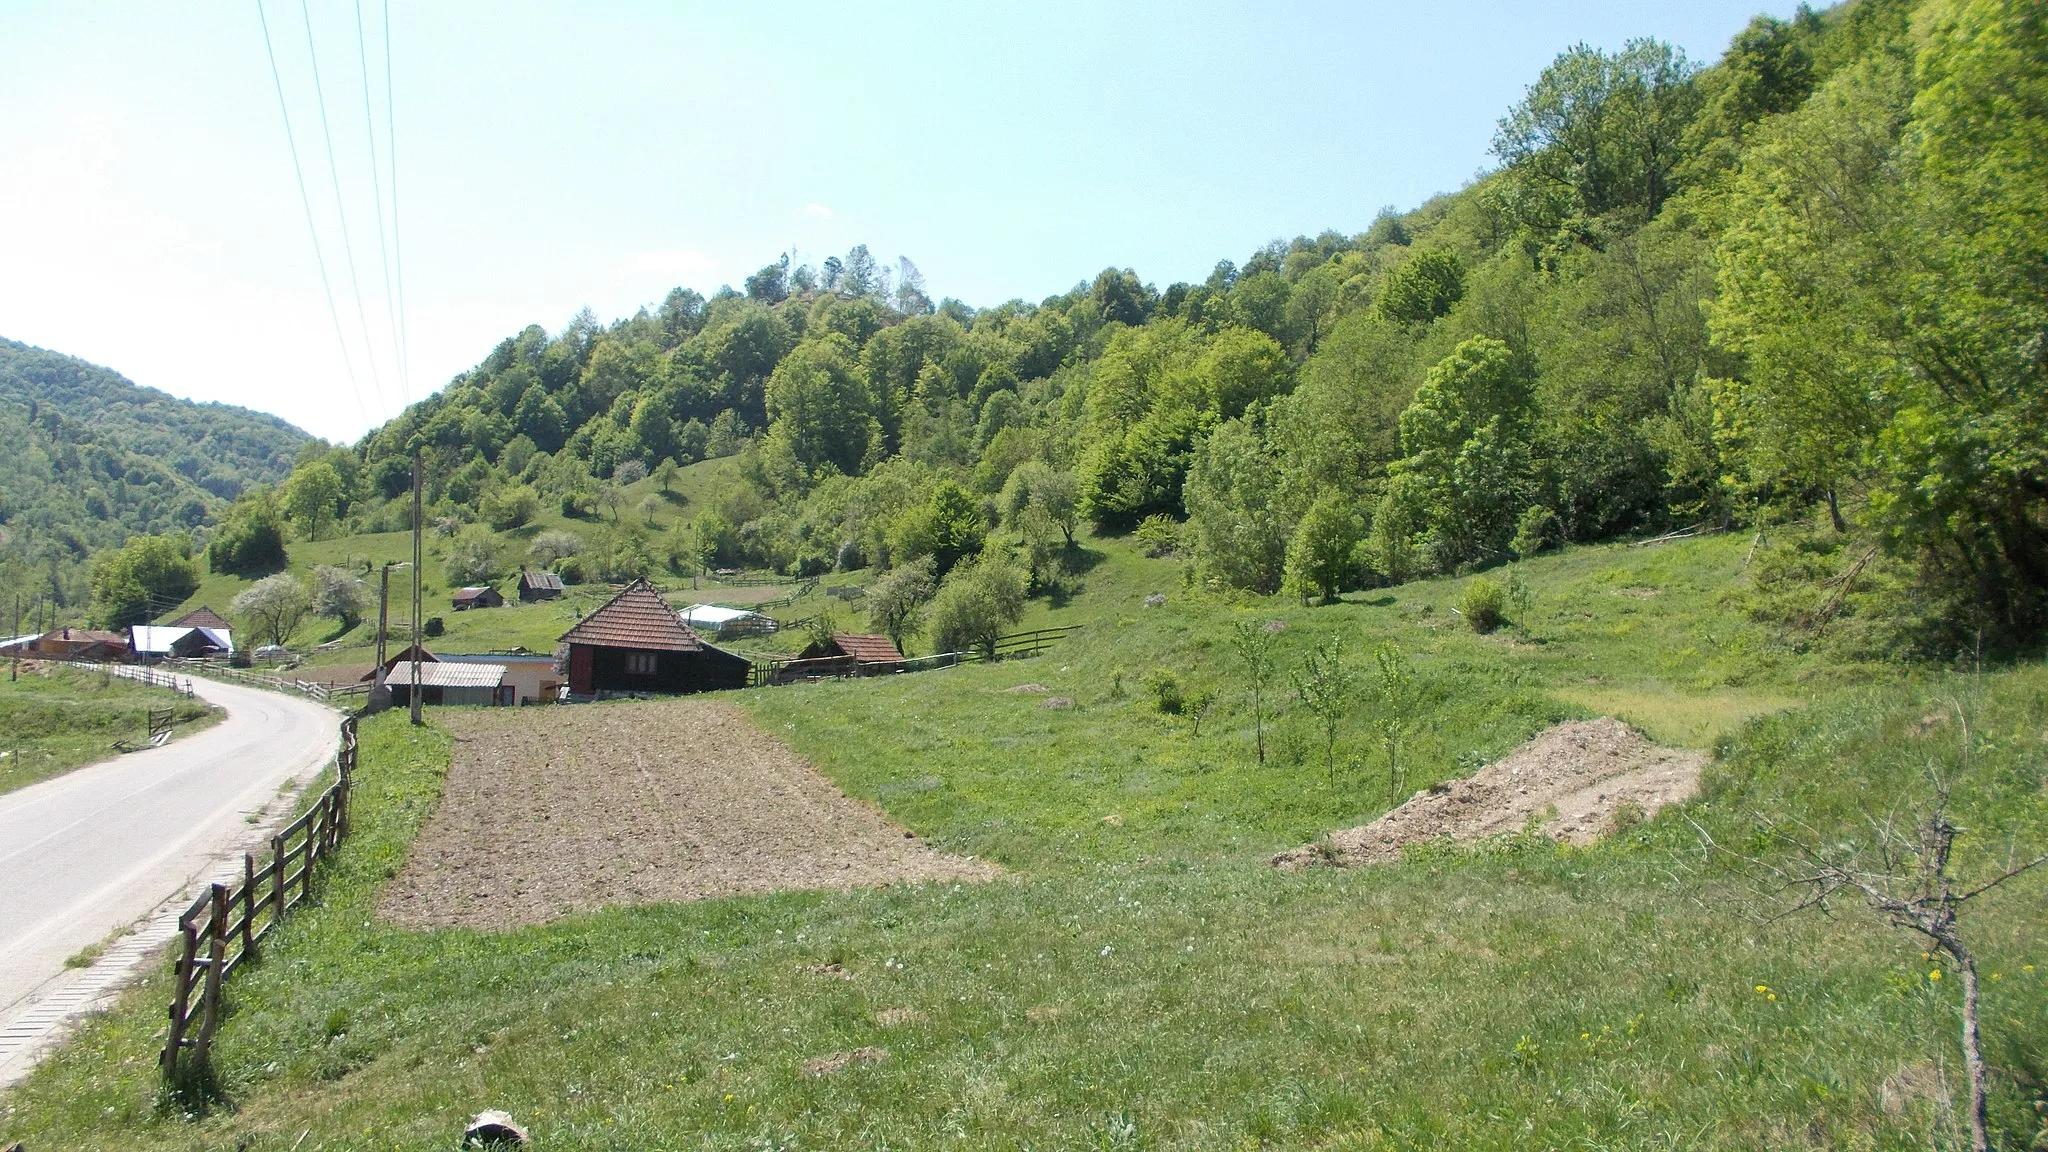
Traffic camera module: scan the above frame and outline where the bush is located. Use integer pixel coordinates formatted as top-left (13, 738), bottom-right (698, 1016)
top-left (1134, 514), bottom-right (1180, 558)
top-left (1459, 577), bottom-right (1506, 633)
top-left (482, 485), bottom-right (540, 530)
top-left (423, 616), bottom-right (444, 638)
top-left (1144, 667), bottom-right (1185, 714)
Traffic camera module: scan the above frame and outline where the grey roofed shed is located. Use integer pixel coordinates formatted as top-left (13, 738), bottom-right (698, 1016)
top-left (385, 659), bottom-right (511, 707)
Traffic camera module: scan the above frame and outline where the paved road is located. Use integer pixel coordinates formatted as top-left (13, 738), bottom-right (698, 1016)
top-left (0, 674), bottom-right (339, 1036)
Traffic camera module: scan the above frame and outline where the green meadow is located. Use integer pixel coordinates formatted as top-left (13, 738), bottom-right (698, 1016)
top-left (3, 532), bottom-right (2044, 1150)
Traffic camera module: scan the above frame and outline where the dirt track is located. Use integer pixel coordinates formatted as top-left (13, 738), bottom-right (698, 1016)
top-left (380, 700), bottom-right (996, 929)
top-left (1273, 718), bottom-right (1705, 869)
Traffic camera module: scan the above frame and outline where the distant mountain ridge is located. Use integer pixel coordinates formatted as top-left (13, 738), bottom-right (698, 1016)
top-left (0, 338), bottom-right (313, 605)
top-left (0, 338), bottom-right (310, 498)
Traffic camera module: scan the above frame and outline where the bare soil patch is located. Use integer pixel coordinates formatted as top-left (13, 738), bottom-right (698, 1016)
top-left (802, 1047), bottom-right (888, 1077)
top-left (380, 699), bottom-right (997, 929)
top-left (1272, 718), bottom-right (1705, 869)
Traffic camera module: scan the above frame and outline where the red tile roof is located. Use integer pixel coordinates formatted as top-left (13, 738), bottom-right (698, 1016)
top-left (831, 633), bottom-right (904, 662)
top-left (169, 606), bottom-right (232, 630)
top-left (558, 579), bottom-right (704, 652)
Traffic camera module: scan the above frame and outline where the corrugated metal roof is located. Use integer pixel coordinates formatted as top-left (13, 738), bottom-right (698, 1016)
top-left (560, 580), bottom-right (704, 652)
top-left (130, 625), bottom-right (232, 654)
top-left (831, 633), bottom-right (904, 662)
top-left (452, 586), bottom-right (497, 601)
top-left (520, 571), bottom-right (565, 591)
top-left (389, 661), bottom-right (507, 688)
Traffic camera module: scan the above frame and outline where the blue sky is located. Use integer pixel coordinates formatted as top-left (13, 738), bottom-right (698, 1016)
top-left (0, 2), bottom-right (1794, 442)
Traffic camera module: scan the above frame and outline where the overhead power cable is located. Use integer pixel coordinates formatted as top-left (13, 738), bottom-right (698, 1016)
top-left (255, 0), bottom-right (371, 427)
top-left (383, 0), bottom-right (412, 405)
top-left (355, 0), bottom-right (406, 408)
top-left (298, 0), bottom-right (390, 416)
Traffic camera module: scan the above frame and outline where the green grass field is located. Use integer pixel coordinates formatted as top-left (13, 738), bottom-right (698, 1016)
top-left (0, 664), bottom-right (220, 795)
top-left (4, 533), bottom-right (2044, 1150)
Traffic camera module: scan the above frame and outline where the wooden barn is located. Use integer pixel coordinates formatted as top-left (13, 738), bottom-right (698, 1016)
top-left (517, 570), bottom-right (565, 602)
top-left (168, 606), bottom-right (233, 632)
top-left (452, 585), bottom-right (505, 610)
top-left (775, 632), bottom-right (905, 683)
top-left (559, 579), bottom-right (751, 697)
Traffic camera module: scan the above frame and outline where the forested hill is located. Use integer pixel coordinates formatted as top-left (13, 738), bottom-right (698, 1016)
top-left (0, 338), bottom-right (311, 608)
top-left (213, 0), bottom-right (2048, 656)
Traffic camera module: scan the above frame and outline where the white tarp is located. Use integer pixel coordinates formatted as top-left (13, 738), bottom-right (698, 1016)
top-left (682, 604), bottom-right (760, 627)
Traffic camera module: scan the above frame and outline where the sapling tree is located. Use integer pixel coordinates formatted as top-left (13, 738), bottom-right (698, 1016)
top-left (1370, 641), bottom-right (1412, 801)
top-left (1694, 706), bottom-right (2046, 1152)
top-left (1232, 618), bottom-right (1284, 764)
top-left (1292, 636), bottom-right (1354, 784)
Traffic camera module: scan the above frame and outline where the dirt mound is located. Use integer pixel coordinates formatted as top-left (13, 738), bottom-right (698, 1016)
top-left (380, 700), bottom-right (997, 929)
top-left (1272, 718), bottom-right (1704, 869)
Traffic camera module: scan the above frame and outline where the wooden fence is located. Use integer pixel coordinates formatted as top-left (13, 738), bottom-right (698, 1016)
top-left (161, 660), bottom-right (369, 704)
top-left (745, 625), bottom-right (1080, 687)
top-left (160, 712), bottom-right (357, 1086)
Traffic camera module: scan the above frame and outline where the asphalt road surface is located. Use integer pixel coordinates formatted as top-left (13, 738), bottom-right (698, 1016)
top-left (0, 674), bottom-right (339, 1032)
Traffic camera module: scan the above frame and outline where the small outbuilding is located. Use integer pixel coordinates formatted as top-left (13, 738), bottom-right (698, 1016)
top-left (32, 627), bottom-right (133, 662)
top-left (374, 645), bottom-right (517, 707)
top-left (517, 570), bottom-right (565, 602)
top-left (439, 652), bottom-right (562, 704)
top-left (776, 632), bottom-right (904, 683)
top-left (797, 632), bottom-right (904, 665)
top-left (561, 580), bottom-right (751, 697)
top-left (452, 585), bottom-right (505, 611)
top-left (130, 624), bottom-right (232, 661)
top-left (168, 606), bottom-right (234, 632)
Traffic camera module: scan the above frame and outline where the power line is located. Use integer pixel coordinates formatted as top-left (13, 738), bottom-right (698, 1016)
top-left (355, 0), bottom-right (405, 410)
top-left (298, 0), bottom-right (390, 416)
top-left (255, 0), bottom-right (371, 427)
top-left (383, 0), bottom-right (412, 406)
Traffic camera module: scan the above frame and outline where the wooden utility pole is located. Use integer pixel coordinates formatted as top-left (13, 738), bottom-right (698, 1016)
top-left (410, 445), bottom-right (424, 726)
top-left (376, 563), bottom-right (393, 672)
top-left (10, 592), bottom-right (19, 682)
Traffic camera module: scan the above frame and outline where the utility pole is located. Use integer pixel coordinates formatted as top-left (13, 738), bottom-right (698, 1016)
top-left (376, 563), bottom-right (393, 672)
top-left (10, 593), bottom-right (18, 682)
top-left (410, 445), bottom-right (424, 726)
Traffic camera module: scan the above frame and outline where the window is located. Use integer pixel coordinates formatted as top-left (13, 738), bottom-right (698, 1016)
top-left (624, 650), bottom-right (658, 676)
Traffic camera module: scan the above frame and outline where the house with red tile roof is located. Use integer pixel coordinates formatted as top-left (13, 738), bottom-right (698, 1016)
top-left (558, 579), bottom-right (751, 697)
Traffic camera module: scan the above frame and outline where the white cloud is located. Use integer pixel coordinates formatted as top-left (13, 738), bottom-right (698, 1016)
top-left (800, 202), bottom-right (834, 219)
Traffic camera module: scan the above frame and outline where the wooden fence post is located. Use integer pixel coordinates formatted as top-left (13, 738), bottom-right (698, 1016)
top-left (241, 853), bottom-right (257, 959)
top-left (271, 833), bottom-right (287, 919)
top-left (160, 917), bottom-right (199, 1078)
top-left (192, 884), bottom-right (227, 1071)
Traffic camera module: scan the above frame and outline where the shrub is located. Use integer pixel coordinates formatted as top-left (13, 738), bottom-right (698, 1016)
top-left (423, 616), bottom-right (445, 638)
top-left (613, 459), bottom-right (649, 485)
top-left (1144, 667), bottom-right (1185, 714)
top-left (1459, 576), bottom-right (1506, 633)
top-left (1134, 514), bottom-right (1180, 558)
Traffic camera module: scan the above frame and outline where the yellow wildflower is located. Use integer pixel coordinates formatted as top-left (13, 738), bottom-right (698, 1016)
top-left (1929, 970), bottom-right (1942, 981)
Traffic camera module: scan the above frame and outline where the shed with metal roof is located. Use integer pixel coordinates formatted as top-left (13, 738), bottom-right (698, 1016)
top-left (385, 659), bottom-right (512, 708)
top-left (560, 580), bottom-right (751, 697)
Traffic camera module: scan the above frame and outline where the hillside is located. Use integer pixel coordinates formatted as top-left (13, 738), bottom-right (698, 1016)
top-left (6, 531), bottom-right (2044, 1148)
top-left (0, 338), bottom-right (312, 610)
top-left (199, 0), bottom-right (2041, 669)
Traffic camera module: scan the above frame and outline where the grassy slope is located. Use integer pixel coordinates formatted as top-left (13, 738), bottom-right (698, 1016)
top-left (4, 534), bottom-right (2045, 1150)
top-left (166, 458), bottom-right (795, 673)
top-left (0, 665), bottom-right (219, 794)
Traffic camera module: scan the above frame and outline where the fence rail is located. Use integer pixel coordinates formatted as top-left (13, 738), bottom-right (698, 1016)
top-left (160, 714), bottom-right (357, 1086)
top-left (745, 624), bottom-right (1080, 687)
